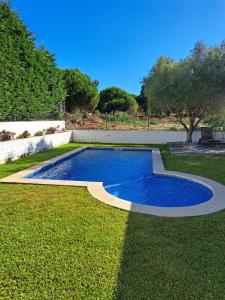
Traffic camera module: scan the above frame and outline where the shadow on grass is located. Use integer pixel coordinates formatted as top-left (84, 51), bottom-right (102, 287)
top-left (114, 207), bottom-right (225, 300)
top-left (0, 143), bottom-right (79, 179)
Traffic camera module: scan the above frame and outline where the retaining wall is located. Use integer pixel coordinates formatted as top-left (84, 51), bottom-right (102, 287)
top-left (0, 131), bottom-right (71, 164)
top-left (72, 129), bottom-right (202, 144)
top-left (1, 128), bottom-right (225, 164)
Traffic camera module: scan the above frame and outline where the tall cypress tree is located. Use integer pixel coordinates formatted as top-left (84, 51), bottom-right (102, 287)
top-left (0, 1), bottom-right (66, 120)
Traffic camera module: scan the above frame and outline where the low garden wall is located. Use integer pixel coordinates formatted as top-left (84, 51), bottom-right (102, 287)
top-left (0, 131), bottom-right (71, 164)
top-left (1, 128), bottom-right (225, 164)
top-left (213, 131), bottom-right (225, 142)
top-left (0, 120), bottom-right (65, 136)
top-left (72, 130), bottom-right (202, 144)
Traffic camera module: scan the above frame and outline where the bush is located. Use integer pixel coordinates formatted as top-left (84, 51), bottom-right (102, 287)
top-left (62, 69), bottom-right (99, 113)
top-left (34, 130), bottom-right (45, 136)
top-left (45, 127), bottom-right (58, 135)
top-left (18, 131), bottom-right (31, 139)
top-left (98, 87), bottom-right (138, 114)
top-left (74, 108), bottom-right (83, 121)
top-left (169, 126), bottom-right (178, 131)
top-left (149, 120), bottom-right (160, 125)
top-left (107, 112), bottom-right (132, 123)
top-left (94, 110), bottom-right (101, 116)
top-left (0, 130), bottom-right (15, 141)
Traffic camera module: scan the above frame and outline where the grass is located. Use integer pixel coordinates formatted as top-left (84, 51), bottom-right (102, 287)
top-left (106, 112), bottom-right (160, 126)
top-left (0, 143), bottom-right (225, 299)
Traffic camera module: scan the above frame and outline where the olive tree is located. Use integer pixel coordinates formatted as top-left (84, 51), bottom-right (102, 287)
top-left (144, 41), bottom-right (225, 143)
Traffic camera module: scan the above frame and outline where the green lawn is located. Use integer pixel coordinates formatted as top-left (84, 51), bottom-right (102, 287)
top-left (0, 143), bottom-right (225, 299)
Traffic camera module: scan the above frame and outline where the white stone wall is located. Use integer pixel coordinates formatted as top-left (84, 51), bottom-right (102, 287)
top-left (2, 128), bottom-right (225, 165)
top-left (72, 130), bottom-right (202, 144)
top-left (213, 131), bottom-right (225, 142)
top-left (0, 131), bottom-right (71, 164)
top-left (0, 121), bottom-right (65, 136)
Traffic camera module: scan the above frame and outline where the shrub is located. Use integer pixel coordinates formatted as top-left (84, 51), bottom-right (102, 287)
top-left (0, 130), bottom-right (15, 141)
top-left (94, 110), bottom-right (101, 116)
top-left (169, 126), bottom-right (178, 131)
top-left (74, 108), bottom-right (83, 120)
top-left (62, 69), bottom-right (99, 113)
top-left (107, 112), bottom-right (132, 123)
top-left (18, 131), bottom-right (31, 139)
top-left (45, 127), bottom-right (57, 135)
top-left (34, 130), bottom-right (45, 136)
top-left (98, 87), bottom-right (138, 114)
top-left (149, 120), bottom-right (160, 125)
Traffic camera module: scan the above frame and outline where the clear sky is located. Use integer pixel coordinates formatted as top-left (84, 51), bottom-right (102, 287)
top-left (12, 0), bottom-right (225, 94)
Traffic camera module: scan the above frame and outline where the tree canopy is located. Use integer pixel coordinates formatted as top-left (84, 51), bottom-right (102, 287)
top-left (0, 1), bottom-right (66, 121)
top-left (136, 85), bottom-right (148, 113)
top-left (144, 41), bottom-right (225, 143)
top-left (62, 69), bottom-right (99, 113)
top-left (98, 87), bottom-right (138, 114)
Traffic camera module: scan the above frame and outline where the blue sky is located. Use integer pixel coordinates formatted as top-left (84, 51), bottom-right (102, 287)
top-left (12, 0), bottom-right (225, 94)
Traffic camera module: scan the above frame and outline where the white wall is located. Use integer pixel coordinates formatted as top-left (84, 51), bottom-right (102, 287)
top-left (0, 131), bottom-right (71, 164)
top-left (2, 128), bottom-right (225, 164)
top-left (0, 121), bottom-right (65, 136)
top-left (72, 130), bottom-right (201, 144)
top-left (213, 131), bottom-right (225, 142)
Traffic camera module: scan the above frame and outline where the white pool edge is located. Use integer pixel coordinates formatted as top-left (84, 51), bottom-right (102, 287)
top-left (1, 147), bottom-right (225, 217)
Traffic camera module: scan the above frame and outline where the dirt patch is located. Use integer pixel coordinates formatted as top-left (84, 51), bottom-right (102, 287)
top-left (66, 113), bottom-right (185, 131)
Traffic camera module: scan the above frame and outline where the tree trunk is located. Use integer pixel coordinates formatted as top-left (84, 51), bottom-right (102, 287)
top-left (185, 128), bottom-right (194, 144)
top-left (178, 116), bottom-right (197, 144)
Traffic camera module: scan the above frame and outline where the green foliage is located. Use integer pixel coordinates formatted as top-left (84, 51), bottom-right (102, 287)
top-left (98, 87), bottom-right (138, 113)
top-left (149, 120), bottom-right (160, 125)
top-left (169, 126), bottom-right (178, 131)
top-left (0, 1), bottom-right (66, 121)
top-left (62, 68), bottom-right (99, 112)
top-left (93, 109), bottom-right (101, 116)
top-left (144, 41), bottom-right (225, 143)
top-left (205, 114), bottom-right (225, 130)
top-left (105, 111), bottom-right (157, 127)
top-left (106, 111), bottom-right (132, 123)
top-left (136, 85), bottom-right (148, 112)
top-left (74, 107), bottom-right (83, 120)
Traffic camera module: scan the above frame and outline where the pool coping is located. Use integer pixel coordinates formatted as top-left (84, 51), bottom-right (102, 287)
top-left (0, 146), bottom-right (225, 217)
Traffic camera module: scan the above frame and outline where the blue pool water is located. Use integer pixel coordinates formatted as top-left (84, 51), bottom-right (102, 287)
top-left (26, 148), bottom-right (213, 207)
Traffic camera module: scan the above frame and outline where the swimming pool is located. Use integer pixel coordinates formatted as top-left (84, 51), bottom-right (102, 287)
top-left (26, 148), bottom-right (213, 207)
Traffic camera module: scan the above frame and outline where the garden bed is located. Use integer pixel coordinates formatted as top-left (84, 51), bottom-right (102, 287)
top-left (0, 131), bottom-right (71, 164)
